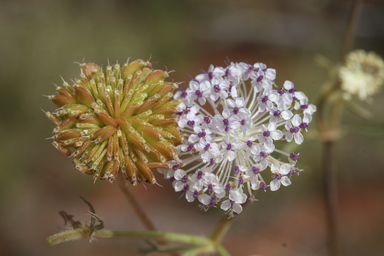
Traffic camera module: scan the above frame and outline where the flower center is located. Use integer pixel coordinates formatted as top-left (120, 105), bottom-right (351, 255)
top-left (187, 144), bottom-right (194, 151)
top-left (263, 131), bottom-right (270, 137)
top-left (273, 110), bottom-right (281, 117)
top-left (214, 85), bottom-right (220, 92)
top-left (198, 132), bottom-right (206, 138)
top-left (181, 175), bottom-right (188, 183)
top-left (195, 90), bottom-right (202, 98)
top-left (261, 96), bottom-right (268, 103)
top-left (290, 127), bottom-right (299, 133)
top-left (299, 123), bottom-right (308, 129)
top-left (260, 151), bottom-right (267, 158)
top-left (290, 153), bottom-right (299, 160)
top-left (260, 182), bottom-right (267, 191)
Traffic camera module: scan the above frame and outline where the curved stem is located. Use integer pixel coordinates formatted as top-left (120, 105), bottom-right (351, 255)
top-left (323, 140), bottom-right (339, 256)
top-left (209, 216), bottom-right (235, 246)
top-left (341, 0), bottom-right (364, 61)
top-left (117, 172), bottom-right (156, 231)
top-left (94, 230), bottom-right (211, 246)
top-left (210, 201), bottom-right (250, 247)
top-left (216, 245), bottom-right (231, 256)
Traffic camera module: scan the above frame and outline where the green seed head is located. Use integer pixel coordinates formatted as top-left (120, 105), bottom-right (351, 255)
top-left (46, 60), bottom-right (182, 184)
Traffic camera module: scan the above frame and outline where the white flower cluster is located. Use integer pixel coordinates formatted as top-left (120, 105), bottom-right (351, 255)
top-left (339, 50), bottom-right (384, 101)
top-left (158, 61), bottom-right (316, 216)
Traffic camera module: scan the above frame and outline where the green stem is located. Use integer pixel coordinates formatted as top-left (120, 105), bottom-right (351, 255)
top-left (209, 216), bottom-right (235, 245)
top-left (216, 245), bottom-right (231, 256)
top-left (93, 230), bottom-right (211, 246)
top-left (117, 173), bottom-right (156, 231)
top-left (330, 101), bottom-right (344, 131)
top-left (209, 201), bottom-right (249, 250)
top-left (341, 0), bottom-right (364, 61)
top-left (322, 140), bottom-right (340, 256)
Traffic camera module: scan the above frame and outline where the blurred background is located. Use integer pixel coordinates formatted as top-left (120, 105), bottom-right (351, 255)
top-left (1, 0), bottom-right (384, 255)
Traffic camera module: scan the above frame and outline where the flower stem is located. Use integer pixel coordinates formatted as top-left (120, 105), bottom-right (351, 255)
top-left (322, 140), bottom-right (340, 256)
top-left (117, 172), bottom-right (156, 231)
top-left (209, 216), bottom-right (235, 246)
top-left (341, 0), bottom-right (364, 61)
top-left (317, 2), bottom-right (364, 256)
top-left (93, 230), bottom-right (211, 246)
top-left (216, 245), bottom-right (231, 256)
top-left (210, 201), bottom-right (249, 249)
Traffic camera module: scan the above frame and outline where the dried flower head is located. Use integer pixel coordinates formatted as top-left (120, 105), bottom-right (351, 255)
top-left (339, 50), bottom-right (384, 100)
top-left (158, 61), bottom-right (316, 216)
top-left (46, 60), bottom-right (182, 184)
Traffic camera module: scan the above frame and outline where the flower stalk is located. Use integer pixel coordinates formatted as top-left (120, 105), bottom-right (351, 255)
top-left (317, 2), bottom-right (365, 256)
top-left (116, 172), bottom-right (156, 231)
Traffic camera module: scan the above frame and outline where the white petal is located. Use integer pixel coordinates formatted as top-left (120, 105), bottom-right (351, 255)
top-left (266, 69), bottom-right (276, 80)
top-left (303, 113), bottom-right (312, 124)
top-left (295, 91), bottom-right (306, 100)
top-left (178, 118), bottom-right (187, 128)
top-left (271, 163), bottom-right (280, 172)
top-left (190, 81), bottom-right (199, 91)
top-left (174, 181), bottom-right (184, 192)
top-left (186, 192), bottom-right (196, 202)
top-left (281, 110), bottom-right (293, 120)
top-left (221, 200), bottom-right (231, 211)
top-left (230, 87), bottom-right (238, 98)
top-left (294, 132), bottom-right (304, 144)
top-left (233, 203), bottom-right (243, 214)
top-left (235, 97), bottom-right (245, 108)
top-left (270, 179), bottom-right (281, 191)
top-left (280, 164), bottom-right (291, 175)
top-left (198, 194), bottom-right (211, 205)
top-left (267, 122), bottom-right (277, 131)
top-left (270, 130), bottom-right (283, 140)
top-left (285, 132), bottom-right (293, 142)
top-left (174, 169), bottom-right (186, 180)
top-left (291, 114), bottom-right (302, 127)
top-left (268, 92), bottom-right (279, 102)
top-left (227, 151), bottom-right (236, 161)
top-left (283, 80), bottom-right (294, 90)
top-left (188, 134), bottom-right (199, 143)
top-left (251, 177), bottom-right (260, 190)
top-left (198, 97), bottom-right (206, 105)
top-left (259, 159), bottom-right (268, 170)
top-left (226, 99), bottom-right (236, 108)
top-left (281, 176), bottom-right (292, 186)
top-left (200, 80), bottom-right (211, 91)
top-left (222, 108), bottom-right (231, 118)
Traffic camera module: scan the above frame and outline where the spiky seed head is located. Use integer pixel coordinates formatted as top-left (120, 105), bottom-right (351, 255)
top-left (46, 60), bottom-right (182, 184)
